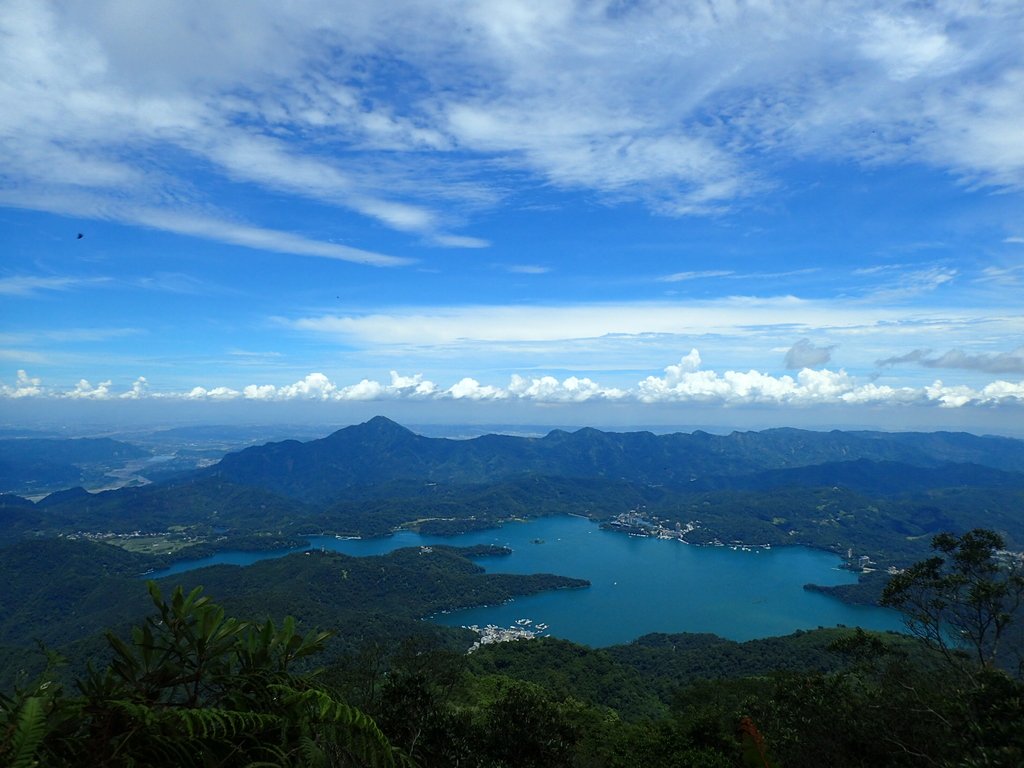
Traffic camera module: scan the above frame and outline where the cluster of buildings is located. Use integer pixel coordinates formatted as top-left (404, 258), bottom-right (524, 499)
top-left (62, 529), bottom-right (202, 544)
top-left (463, 619), bottom-right (549, 653)
top-left (602, 508), bottom-right (697, 542)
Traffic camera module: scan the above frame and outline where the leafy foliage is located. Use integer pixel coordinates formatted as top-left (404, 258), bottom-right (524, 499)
top-left (0, 538), bottom-right (586, 688)
top-left (882, 528), bottom-right (1024, 675)
top-left (0, 582), bottom-right (406, 767)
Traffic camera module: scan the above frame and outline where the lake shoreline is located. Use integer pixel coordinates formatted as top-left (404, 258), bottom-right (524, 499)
top-left (147, 514), bottom-right (904, 646)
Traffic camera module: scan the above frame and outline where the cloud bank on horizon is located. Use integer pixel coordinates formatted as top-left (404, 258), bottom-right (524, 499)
top-left (4, 350), bottom-right (1023, 412)
top-left (2, 1), bottom-right (1024, 429)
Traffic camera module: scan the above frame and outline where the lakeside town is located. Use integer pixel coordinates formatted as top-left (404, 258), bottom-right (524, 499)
top-left (463, 618), bottom-right (550, 653)
top-left (600, 508), bottom-right (912, 576)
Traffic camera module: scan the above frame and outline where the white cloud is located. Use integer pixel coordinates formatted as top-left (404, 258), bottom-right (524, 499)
top-left (433, 234), bottom-right (491, 249)
top-left (508, 374), bottom-right (623, 402)
top-left (277, 372), bottom-right (337, 400)
top-left (0, 370), bottom-right (42, 398)
top-left (4, 355), bottom-right (1024, 409)
top-left (243, 384), bottom-right (278, 400)
top-left (282, 296), bottom-right (1024, 352)
top-left (975, 266), bottom-right (1024, 286)
top-left (236, 370), bottom-right (438, 402)
top-left (126, 208), bottom-right (413, 267)
top-left (661, 350), bottom-right (703, 384)
top-left (858, 13), bottom-right (958, 82)
top-left (184, 386), bottom-right (241, 400)
top-left (0, 275), bottom-right (110, 297)
top-left (447, 378), bottom-right (507, 401)
top-left (658, 271), bottom-right (734, 283)
top-left (120, 376), bottom-right (148, 399)
top-left (860, 267), bottom-right (958, 301)
top-left (0, 328), bottom-right (141, 347)
top-left (506, 265), bottom-right (551, 274)
top-left (284, 298), bottom-right (873, 346)
top-left (3, 0), bottom-right (1023, 258)
top-left (63, 378), bottom-right (113, 399)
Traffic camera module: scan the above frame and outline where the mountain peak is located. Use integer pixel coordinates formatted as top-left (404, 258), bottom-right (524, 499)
top-left (364, 415), bottom-right (412, 432)
top-left (327, 416), bottom-right (416, 441)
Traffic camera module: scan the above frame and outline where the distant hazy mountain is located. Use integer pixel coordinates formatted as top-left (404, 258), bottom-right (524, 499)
top-left (207, 416), bottom-right (1024, 503)
top-left (0, 437), bottom-right (150, 493)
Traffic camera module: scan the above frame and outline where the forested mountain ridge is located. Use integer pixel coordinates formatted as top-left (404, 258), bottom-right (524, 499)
top-left (208, 416), bottom-right (1024, 503)
top-left (4, 418), bottom-right (1024, 573)
top-left (3, 420), bottom-right (1024, 765)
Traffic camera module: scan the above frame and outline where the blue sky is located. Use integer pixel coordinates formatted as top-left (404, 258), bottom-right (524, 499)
top-left (2, 1), bottom-right (1023, 433)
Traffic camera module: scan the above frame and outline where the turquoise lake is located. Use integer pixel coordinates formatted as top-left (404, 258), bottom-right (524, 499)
top-left (150, 515), bottom-right (905, 646)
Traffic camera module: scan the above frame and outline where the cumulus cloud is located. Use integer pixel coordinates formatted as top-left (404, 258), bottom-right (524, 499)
top-left (121, 376), bottom-right (148, 399)
top-left (878, 347), bottom-right (1024, 374)
top-left (784, 339), bottom-right (835, 369)
top-left (508, 374), bottom-right (624, 402)
top-left (4, 354), bottom-right (1024, 409)
top-left (277, 372), bottom-right (337, 400)
top-left (185, 386), bottom-right (241, 400)
top-left (447, 378), bottom-right (507, 401)
top-left (661, 350), bottom-right (703, 384)
top-left (63, 379), bottom-right (114, 399)
top-left (0, 370), bottom-right (42, 398)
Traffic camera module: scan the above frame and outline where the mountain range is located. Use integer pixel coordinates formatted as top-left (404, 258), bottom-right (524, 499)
top-left (208, 416), bottom-right (1024, 503)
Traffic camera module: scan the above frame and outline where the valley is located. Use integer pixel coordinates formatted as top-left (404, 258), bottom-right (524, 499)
top-left (2, 418), bottom-right (1022, 766)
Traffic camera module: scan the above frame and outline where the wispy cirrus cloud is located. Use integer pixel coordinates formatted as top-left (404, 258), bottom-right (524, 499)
top-left (277, 297), bottom-right (1022, 351)
top-left (0, 275), bottom-right (111, 297)
top-left (126, 207), bottom-right (413, 267)
top-left (3, 0), bottom-right (1024, 258)
top-left (975, 265), bottom-right (1024, 285)
top-left (505, 264), bottom-right (551, 275)
top-left (0, 328), bottom-right (140, 344)
top-left (658, 270), bottom-right (734, 283)
top-left (0, 1), bottom-right (480, 259)
top-left (858, 266), bottom-right (958, 301)
top-left (658, 268), bottom-right (819, 284)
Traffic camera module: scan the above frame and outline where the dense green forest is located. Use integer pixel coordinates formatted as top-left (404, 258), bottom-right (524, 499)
top-left (3, 420), bottom-right (1023, 588)
top-left (3, 531), bottom-right (1022, 766)
top-left (0, 537), bottom-right (587, 690)
top-left (3, 421), bottom-right (1024, 765)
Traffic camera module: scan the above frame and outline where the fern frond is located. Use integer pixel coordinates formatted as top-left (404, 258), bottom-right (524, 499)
top-left (7, 696), bottom-right (47, 768)
top-left (298, 733), bottom-right (327, 767)
top-left (269, 684), bottom-right (411, 767)
top-left (108, 699), bottom-right (281, 741)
